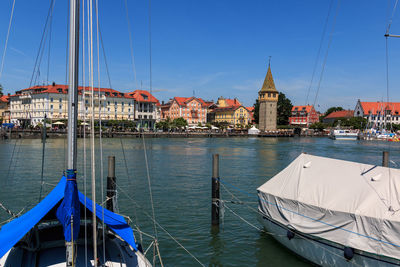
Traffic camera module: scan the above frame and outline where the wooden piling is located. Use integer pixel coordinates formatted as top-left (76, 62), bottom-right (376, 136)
top-left (212, 154), bottom-right (220, 226)
top-left (107, 156), bottom-right (117, 212)
top-left (382, 151), bottom-right (389, 167)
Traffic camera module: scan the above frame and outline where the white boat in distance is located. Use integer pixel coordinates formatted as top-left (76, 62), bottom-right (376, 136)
top-left (330, 129), bottom-right (359, 140)
top-left (258, 153), bottom-right (400, 266)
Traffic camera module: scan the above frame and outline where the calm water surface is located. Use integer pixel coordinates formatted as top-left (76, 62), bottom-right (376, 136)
top-left (1, 137), bottom-right (399, 266)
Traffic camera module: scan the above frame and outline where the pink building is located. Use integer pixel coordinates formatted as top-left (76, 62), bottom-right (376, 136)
top-left (162, 97), bottom-right (211, 125)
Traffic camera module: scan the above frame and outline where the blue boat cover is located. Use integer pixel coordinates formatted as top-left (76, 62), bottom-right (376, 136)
top-left (56, 169), bottom-right (80, 242)
top-left (0, 175), bottom-right (137, 259)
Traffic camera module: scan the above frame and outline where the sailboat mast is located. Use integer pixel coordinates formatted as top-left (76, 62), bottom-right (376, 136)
top-left (67, 0), bottom-right (79, 170)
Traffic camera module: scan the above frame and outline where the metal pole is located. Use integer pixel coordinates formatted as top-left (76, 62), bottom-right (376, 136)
top-left (66, 0), bottom-right (79, 266)
top-left (383, 151), bottom-right (389, 167)
top-left (107, 156), bottom-right (117, 212)
top-left (67, 0), bottom-right (80, 171)
top-left (212, 154), bottom-right (220, 226)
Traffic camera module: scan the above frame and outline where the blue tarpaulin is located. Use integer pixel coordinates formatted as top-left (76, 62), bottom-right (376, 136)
top-left (0, 175), bottom-right (137, 258)
top-left (56, 169), bottom-right (80, 242)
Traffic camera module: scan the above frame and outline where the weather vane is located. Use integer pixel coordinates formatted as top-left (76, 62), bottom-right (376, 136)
top-left (268, 56), bottom-right (271, 67)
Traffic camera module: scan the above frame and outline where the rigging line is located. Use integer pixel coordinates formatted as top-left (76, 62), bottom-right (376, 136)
top-left (386, 0), bottom-right (399, 35)
top-left (28, 0), bottom-right (55, 88)
top-left (119, 138), bottom-right (143, 245)
top-left (46, 1), bottom-right (54, 84)
top-left (6, 139), bottom-right (18, 181)
top-left (33, 0), bottom-right (56, 87)
top-left (312, 0), bottom-right (341, 107)
top-left (94, 0), bottom-right (106, 263)
top-left (82, 0), bottom-right (88, 264)
top-left (0, 0), bottom-right (16, 81)
top-left (114, 182), bottom-right (205, 267)
top-left (142, 134), bottom-right (158, 240)
top-left (98, 23), bottom-right (112, 89)
top-left (305, 0), bottom-right (334, 105)
top-left (88, 0), bottom-right (98, 264)
top-left (123, 0), bottom-right (138, 89)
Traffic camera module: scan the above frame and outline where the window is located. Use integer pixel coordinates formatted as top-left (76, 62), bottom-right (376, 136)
top-left (50, 98), bottom-right (53, 102)
top-left (59, 98), bottom-right (62, 102)
top-left (50, 105), bottom-right (53, 109)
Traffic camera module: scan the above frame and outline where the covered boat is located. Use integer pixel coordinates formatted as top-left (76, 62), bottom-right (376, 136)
top-left (258, 153), bottom-right (400, 266)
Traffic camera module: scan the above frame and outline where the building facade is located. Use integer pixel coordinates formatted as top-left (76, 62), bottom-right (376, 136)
top-left (161, 97), bottom-right (210, 125)
top-left (9, 84), bottom-right (159, 128)
top-left (0, 95), bottom-right (10, 123)
top-left (258, 65), bottom-right (278, 131)
top-left (354, 100), bottom-right (400, 126)
top-left (212, 97), bottom-right (251, 126)
top-left (289, 105), bottom-right (319, 126)
top-left (127, 90), bottom-right (160, 129)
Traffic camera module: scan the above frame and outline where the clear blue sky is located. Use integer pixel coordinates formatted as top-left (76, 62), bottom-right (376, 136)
top-left (0, 0), bottom-right (399, 112)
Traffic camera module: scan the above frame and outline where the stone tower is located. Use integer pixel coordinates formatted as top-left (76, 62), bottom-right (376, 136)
top-left (258, 64), bottom-right (278, 131)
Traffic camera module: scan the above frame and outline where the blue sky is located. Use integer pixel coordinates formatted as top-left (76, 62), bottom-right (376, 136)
top-left (0, 0), bottom-right (400, 112)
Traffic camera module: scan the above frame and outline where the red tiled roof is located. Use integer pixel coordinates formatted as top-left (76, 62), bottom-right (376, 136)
top-left (0, 95), bottom-right (9, 102)
top-left (127, 90), bottom-right (160, 104)
top-left (225, 98), bottom-right (241, 107)
top-left (360, 102), bottom-right (400, 115)
top-left (246, 106), bottom-right (254, 112)
top-left (324, 110), bottom-right (354, 119)
top-left (15, 84), bottom-right (132, 98)
top-left (172, 96), bottom-right (209, 107)
top-left (292, 105), bottom-right (313, 113)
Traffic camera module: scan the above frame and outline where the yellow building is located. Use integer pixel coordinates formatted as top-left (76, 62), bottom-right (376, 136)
top-left (213, 97), bottom-right (251, 126)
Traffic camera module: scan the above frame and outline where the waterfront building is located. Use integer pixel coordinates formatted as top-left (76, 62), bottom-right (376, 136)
top-left (323, 110), bottom-right (353, 124)
top-left (127, 90), bottom-right (160, 129)
top-left (289, 105), bottom-right (319, 126)
top-left (212, 97), bottom-right (251, 126)
top-left (0, 95), bottom-right (10, 123)
top-left (258, 64), bottom-right (278, 131)
top-left (354, 100), bottom-right (400, 126)
top-left (161, 97), bottom-right (210, 125)
top-left (9, 84), bottom-right (159, 128)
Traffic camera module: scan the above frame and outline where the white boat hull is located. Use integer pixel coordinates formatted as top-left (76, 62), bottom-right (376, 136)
top-left (259, 213), bottom-right (400, 266)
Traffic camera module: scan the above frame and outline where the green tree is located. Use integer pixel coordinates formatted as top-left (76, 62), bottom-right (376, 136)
top-left (340, 117), bottom-right (367, 130)
top-left (0, 84), bottom-right (3, 96)
top-left (172, 117), bottom-right (188, 129)
top-left (253, 99), bottom-right (260, 124)
top-left (277, 92), bottom-right (293, 125)
top-left (309, 122), bottom-right (326, 131)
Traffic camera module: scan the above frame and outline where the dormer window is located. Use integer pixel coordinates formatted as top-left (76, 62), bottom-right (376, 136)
top-left (57, 88), bottom-right (63, 93)
top-left (141, 94), bottom-right (148, 100)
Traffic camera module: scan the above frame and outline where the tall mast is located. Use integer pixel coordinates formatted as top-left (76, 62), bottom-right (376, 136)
top-left (66, 0), bottom-right (79, 266)
top-left (67, 0), bottom-right (79, 170)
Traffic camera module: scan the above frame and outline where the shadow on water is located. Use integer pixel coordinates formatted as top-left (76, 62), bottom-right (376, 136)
top-left (209, 226), bottom-right (224, 267)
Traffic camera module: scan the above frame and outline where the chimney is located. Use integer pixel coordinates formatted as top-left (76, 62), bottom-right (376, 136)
top-left (52, 82), bottom-right (56, 86)
top-left (162, 100), bottom-right (164, 105)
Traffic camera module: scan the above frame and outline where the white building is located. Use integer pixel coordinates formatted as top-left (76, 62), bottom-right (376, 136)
top-left (9, 84), bottom-right (160, 128)
top-left (354, 99), bottom-right (400, 127)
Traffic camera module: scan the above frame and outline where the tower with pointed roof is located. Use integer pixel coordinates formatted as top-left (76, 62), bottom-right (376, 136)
top-left (258, 63), bottom-right (278, 131)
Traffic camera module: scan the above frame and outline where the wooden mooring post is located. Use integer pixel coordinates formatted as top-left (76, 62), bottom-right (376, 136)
top-left (107, 156), bottom-right (117, 212)
top-left (212, 154), bottom-right (220, 226)
top-left (383, 151), bottom-right (389, 167)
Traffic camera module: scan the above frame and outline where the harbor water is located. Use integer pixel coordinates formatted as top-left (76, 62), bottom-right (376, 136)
top-left (1, 137), bottom-right (399, 266)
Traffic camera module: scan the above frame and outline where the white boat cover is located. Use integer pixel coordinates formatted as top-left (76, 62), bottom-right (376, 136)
top-left (257, 153), bottom-right (400, 260)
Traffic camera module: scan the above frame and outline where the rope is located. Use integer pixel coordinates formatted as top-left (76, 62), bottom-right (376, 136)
top-left (119, 138), bottom-right (143, 244)
top-left (82, 0), bottom-right (88, 264)
top-left (304, 0), bottom-right (334, 105)
top-left (123, 0), bottom-right (138, 89)
top-left (312, 0), bottom-right (341, 107)
top-left (114, 182), bottom-right (205, 266)
top-left (142, 135), bottom-right (158, 241)
top-left (385, 0), bottom-right (399, 35)
top-left (94, 0), bottom-right (106, 262)
top-left (0, 0), bottom-right (16, 81)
